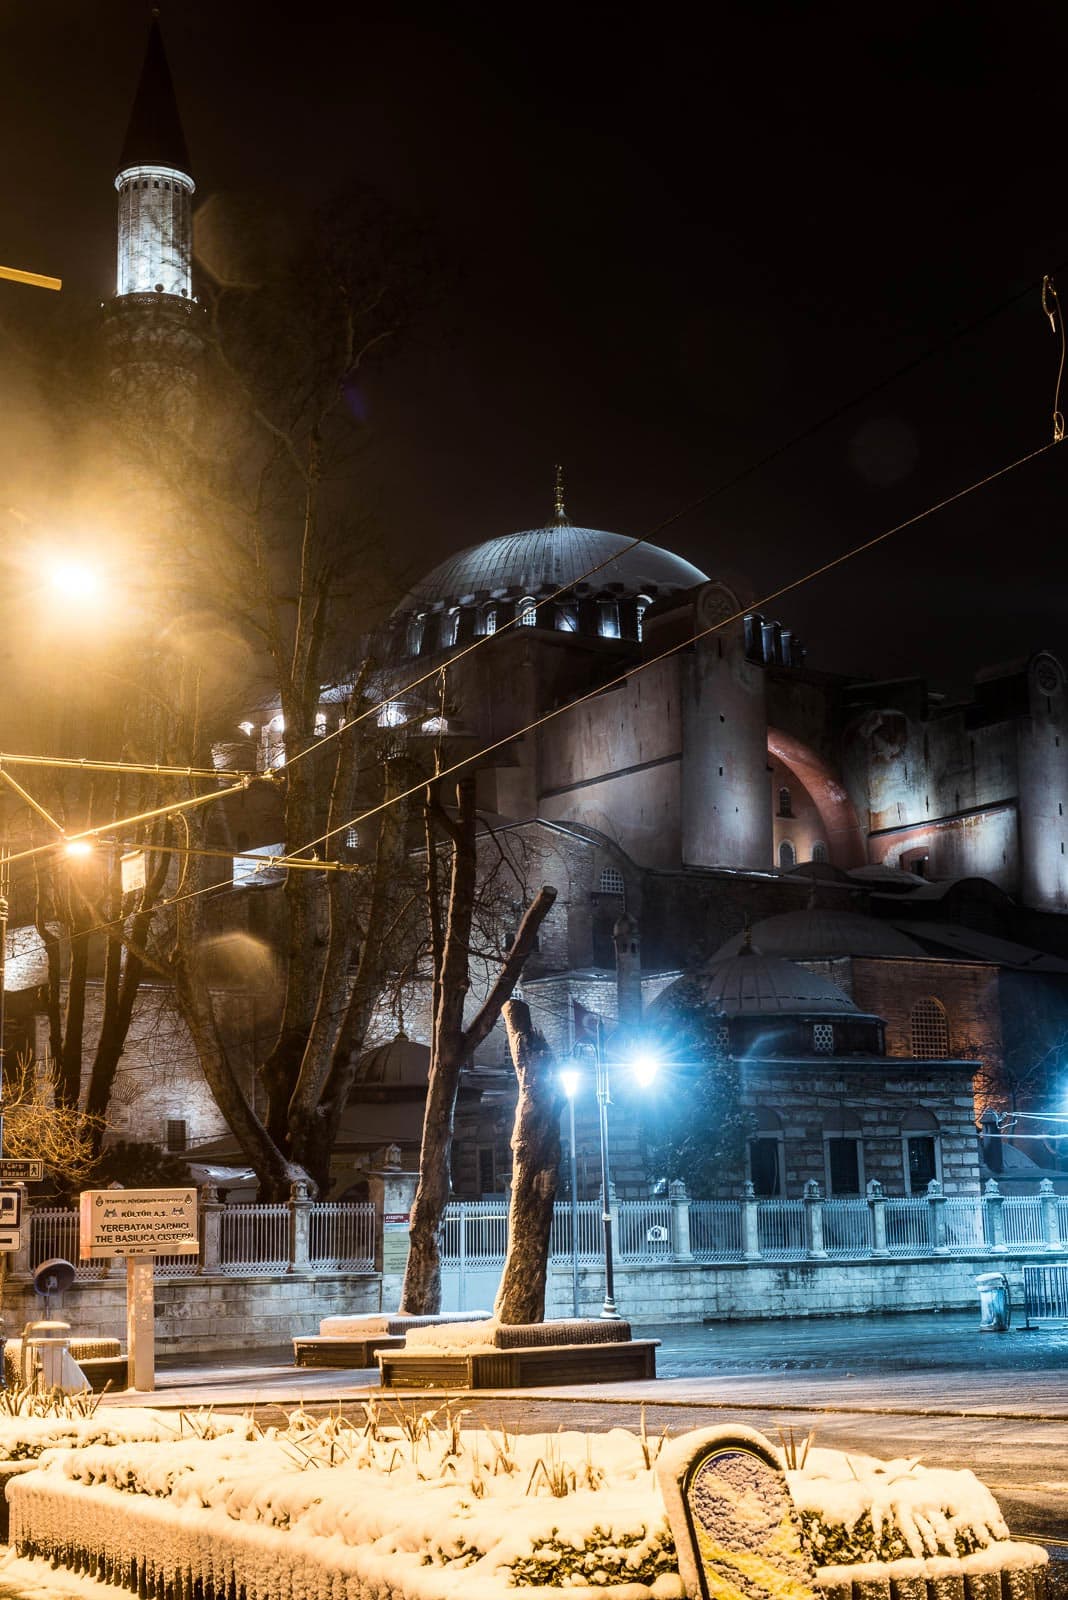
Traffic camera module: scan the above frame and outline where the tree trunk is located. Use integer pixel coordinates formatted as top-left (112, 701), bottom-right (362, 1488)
top-left (400, 773), bottom-right (557, 1315)
top-left (494, 999), bottom-right (562, 1325)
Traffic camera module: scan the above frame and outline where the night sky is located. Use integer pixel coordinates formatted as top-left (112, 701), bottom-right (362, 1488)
top-left (3, 1), bottom-right (1068, 691)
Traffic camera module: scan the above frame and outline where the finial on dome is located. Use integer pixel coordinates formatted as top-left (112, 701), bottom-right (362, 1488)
top-left (552, 464), bottom-right (569, 525)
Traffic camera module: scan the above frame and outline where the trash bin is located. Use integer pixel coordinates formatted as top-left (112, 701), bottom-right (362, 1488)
top-left (976, 1271), bottom-right (1011, 1332)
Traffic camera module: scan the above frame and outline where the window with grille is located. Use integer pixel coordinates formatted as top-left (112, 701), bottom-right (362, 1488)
top-left (517, 598), bottom-right (538, 626)
top-left (314, 712), bottom-right (327, 737)
top-left (910, 997), bottom-right (949, 1058)
top-left (599, 601), bottom-right (620, 639)
top-left (811, 840), bottom-right (827, 863)
top-left (636, 596), bottom-right (651, 642)
top-left (165, 1118), bottom-right (187, 1154)
top-left (481, 606), bottom-right (497, 636)
top-left (778, 840), bottom-right (795, 869)
top-left (813, 1022), bottom-right (834, 1054)
top-left (778, 786), bottom-right (793, 817)
top-left (598, 866), bottom-right (625, 896)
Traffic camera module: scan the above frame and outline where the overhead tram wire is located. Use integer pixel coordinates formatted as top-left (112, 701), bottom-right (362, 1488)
top-left (290, 436), bottom-right (1062, 861)
top-left (281, 260), bottom-right (1068, 777)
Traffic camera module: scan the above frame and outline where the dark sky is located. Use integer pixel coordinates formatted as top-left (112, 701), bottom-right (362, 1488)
top-left (3, 0), bottom-right (1068, 691)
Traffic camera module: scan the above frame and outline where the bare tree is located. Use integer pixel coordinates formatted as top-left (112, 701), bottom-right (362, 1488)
top-left (400, 775), bottom-right (556, 1314)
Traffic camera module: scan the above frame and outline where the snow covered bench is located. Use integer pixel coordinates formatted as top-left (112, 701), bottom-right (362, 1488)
top-left (292, 1310), bottom-right (491, 1369)
top-left (377, 1316), bottom-right (659, 1388)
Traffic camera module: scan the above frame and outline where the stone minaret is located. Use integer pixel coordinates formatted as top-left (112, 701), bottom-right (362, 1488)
top-left (115, 14), bottom-right (194, 300)
top-left (106, 14), bottom-right (201, 413)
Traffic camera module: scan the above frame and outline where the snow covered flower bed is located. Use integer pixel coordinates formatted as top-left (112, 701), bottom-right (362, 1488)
top-left (0, 1407), bottom-right (241, 1463)
top-left (4, 1406), bottom-right (1048, 1600)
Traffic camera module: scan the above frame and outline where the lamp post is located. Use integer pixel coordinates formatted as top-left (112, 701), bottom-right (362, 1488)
top-left (559, 1068), bottom-right (580, 1316)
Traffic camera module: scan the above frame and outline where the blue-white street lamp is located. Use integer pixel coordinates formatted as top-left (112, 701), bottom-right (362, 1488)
top-left (564, 1031), bottom-right (660, 1320)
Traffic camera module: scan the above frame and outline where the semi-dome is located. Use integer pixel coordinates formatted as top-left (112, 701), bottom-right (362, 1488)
top-left (712, 909), bottom-right (925, 962)
top-left (399, 521), bottom-right (708, 614)
top-left (653, 946), bottom-right (860, 1019)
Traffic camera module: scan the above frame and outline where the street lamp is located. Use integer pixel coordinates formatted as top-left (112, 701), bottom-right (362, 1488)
top-left (567, 1030), bottom-right (661, 1320)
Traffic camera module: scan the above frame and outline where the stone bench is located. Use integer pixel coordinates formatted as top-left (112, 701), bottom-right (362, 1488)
top-left (292, 1310), bottom-right (491, 1369)
top-left (377, 1317), bottom-right (659, 1389)
top-left (4, 1337), bottom-right (127, 1394)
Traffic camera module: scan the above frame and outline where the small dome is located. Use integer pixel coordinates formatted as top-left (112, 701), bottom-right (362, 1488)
top-left (397, 522), bottom-right (708, 614)
top-left (713, 909), bottom-right (925, 962)
top-left (352, 1036), bottom-right (430, 1090)
top-left (654, 947), bottom-right (859, 1019)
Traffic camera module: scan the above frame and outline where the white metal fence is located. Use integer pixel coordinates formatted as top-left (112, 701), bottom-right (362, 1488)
top-left (308, 1203), bottom-right (375, 1272)
top-left (689, 1201), bottom-right (744, 1262)
top-left (823, 1198), bottom-right (872, 1257)
top-left (22, 1189), bottom-right (1068, 1282)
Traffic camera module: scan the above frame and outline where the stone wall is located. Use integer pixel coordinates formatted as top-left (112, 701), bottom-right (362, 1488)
top-left (544, 1249), bottom-right (1055, 1323)
top-left (0, 1272), bottom-right (380, 1356)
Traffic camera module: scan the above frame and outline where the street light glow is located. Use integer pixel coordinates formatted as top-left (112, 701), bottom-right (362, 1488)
top-left (559, 1067), bottom-right (580, 1100)
top-left (63, 839), bottom-right (95, 859)
top-left (47, 558), bottom-right (102, 604)
top-left (628, 1050), bottom-right (661, 1088)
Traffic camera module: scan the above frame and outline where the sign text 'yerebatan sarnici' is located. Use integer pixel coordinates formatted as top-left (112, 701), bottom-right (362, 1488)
top-left (79, 1188), bottom-right (198, 1259)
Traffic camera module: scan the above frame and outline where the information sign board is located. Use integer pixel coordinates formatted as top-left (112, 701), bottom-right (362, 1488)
top-left (0, 1159), bottom-right (43, 1182)
top-left (382, 1210), bottom-right (411, 1273)
top-left (79, 1187), bottom-right (198, 1259)
top-left (0, 1190), bottom-right (22, 1230)
top-left (0, 1231), bottom-right (21, 1253)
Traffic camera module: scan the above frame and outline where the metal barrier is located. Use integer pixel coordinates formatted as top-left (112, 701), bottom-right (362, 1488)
top-left (944, 1196), bottom-right (986, 1252)
top-left (884, 1196), bottom-right (930, 1255)
top-left (1023, 1264), bottom-right (1068, 1325)
top-left (548, 1200), bottom-right (602, 1262)
top-left (219, 1203), bottom-right (288, 1275)
top-left (757, 1199), bottom-right (806, 1260)
top-left (308, 1203), bottom-right (375, 1272)
top-left (441, 1201), bottom-right (509, 1266)
top-left (1002, 1196), bottom-right (1046, 1250)
top-left (689, 1200), bottom-right (745, 1262)
top-left (822, 1198), bottom-right (872, 1257)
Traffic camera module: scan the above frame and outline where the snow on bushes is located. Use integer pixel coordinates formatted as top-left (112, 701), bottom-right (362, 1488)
top-left (4, 1400), bottom-right (1036, 1598)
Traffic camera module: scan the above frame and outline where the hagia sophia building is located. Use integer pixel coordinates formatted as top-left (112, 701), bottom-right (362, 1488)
top-left (11, 16), bottom-right (1068, 1207)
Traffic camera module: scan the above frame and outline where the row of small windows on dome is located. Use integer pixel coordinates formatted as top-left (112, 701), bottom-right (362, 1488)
top-left (405, 594), bottom-right (654, 656)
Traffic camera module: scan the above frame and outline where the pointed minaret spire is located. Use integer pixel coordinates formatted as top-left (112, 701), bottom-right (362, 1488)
top-left (552, 464), bottom-right (569, 525)
top-left (114, 12), bottom-right (194, 300)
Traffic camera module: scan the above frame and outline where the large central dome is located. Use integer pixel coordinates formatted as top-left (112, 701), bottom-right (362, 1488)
top-left (400, 521), bottom-right (708, 613)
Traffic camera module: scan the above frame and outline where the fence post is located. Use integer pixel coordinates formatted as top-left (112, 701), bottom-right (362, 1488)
top-left (867, 1178), bottom-right (888, 1257)
top-left (742, 1182), bottom-right (761, 1260)
top-left (926, 1178), bottom-right (948, 1254)
top-left (984, 1177), bottom-right (1007, 1254)
top-left (199, 1182), bottom-right (222, 1275)
top-left (804, 1180), bottom-right (827, 1259)
top-left (668, 1180), bottom-right (693, 1261)
top-left (288, 1179), bottom-right (312, 1273)
top-left (1039, 1178), bottom-right (1062, 1250)
top-left (10, 1187), bottom-right (32, 1278)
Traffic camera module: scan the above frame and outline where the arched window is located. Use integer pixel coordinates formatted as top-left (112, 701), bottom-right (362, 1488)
top-left (407, 615), bottom-right (424, 656)
top-left (636, 595), bottom-right (652, 642)
top-left (901, 1107), bottom-right (941, 1194)
top-left (313, 712), bottom-right (327, 737)
top-left (748, 1107), bottom-right (784, 1197)
top-left (517, 597), bottom-right (538, 626)
top-left (778, 840), bottom-right (795, 869)
top-left (480, 605), bottom-right (497, 637)
top-left (811, 840), bottom-right (828, 864)
top-left (598, 865), bottom-right (625, 897)
top-left (599, 601), bottom-right (620, 639)
top-left (910, 997), bottom-right (949, 1059)
top-left (556, 604), bottom-right (579, 632)
top-left (777, 786), bottom-right (793, 818)
top-left (823, 1108), bottom-right (864, 1196)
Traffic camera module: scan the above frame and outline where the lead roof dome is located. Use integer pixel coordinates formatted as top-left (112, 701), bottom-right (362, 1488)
top-left (398, 520), bottom-right (708, 614)
top-left (653, 947), bottom-right (861, 1020)
top-left (712, 909), bottom-right (925, 962)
